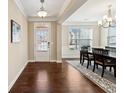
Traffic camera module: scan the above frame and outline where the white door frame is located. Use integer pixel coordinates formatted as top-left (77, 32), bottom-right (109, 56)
top-left (34, 22), bottom-right (51, 62)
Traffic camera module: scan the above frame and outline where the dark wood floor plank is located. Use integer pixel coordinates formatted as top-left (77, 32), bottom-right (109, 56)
top-left (9, 62), bottom-right (106, 93)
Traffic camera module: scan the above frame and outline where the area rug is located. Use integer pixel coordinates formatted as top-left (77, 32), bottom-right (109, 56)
top-left (66, 60), bottom-right (116, 93)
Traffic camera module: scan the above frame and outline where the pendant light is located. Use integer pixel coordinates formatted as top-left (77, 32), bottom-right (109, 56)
top-left (98, 5), bottom-right (116, 28)
top-left (37, 0), bottom-right (47, 18)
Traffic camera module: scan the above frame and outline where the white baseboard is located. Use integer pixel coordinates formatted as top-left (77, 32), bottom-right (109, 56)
top-left (28, 60), bottom-right (58, 63)
top-left (28, 60), bottom-right (35, 62)
top-left (50, 60), bottom-right (57, 62)
top-left (56, 60), bottom-right (62, 63)
top-left (8, 60), bottom-right (61, 91)
top-left (8, 61), bottom-right (28, 91)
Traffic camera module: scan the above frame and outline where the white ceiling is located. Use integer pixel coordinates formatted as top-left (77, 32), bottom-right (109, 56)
top-left (20, 0), bottom-right (66, 18)
top-left (65, 0), bottom-right (116, 22)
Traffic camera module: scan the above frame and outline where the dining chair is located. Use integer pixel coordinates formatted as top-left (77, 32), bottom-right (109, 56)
top-left (92, 49), bottom-right (116, 77)
top-left (81, 46), bottom-right (94, 69)
top-left (105, 46), bottom-right (116, 72)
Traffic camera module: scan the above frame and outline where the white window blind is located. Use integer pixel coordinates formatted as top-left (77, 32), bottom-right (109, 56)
top-left (107, 27), bottom-right (116, 47)
top-left (69, 26), bottom-right (93, 50)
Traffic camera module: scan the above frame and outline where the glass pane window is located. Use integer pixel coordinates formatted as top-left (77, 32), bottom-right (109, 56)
top-left (107, 27), bottom-right (116, 47)
top-left (36, 28), bottom-right (48, 51)
top-left (69, 26), bottom-right (93, 50)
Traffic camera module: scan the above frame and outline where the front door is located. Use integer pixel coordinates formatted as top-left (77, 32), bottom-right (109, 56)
top-left (34, 23), bottom-right (50, 62)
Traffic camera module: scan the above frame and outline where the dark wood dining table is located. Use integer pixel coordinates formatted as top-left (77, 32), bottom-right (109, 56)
top-left (80, 49), bottom-right (116, 77)
top-left (80, 49), bottom-right (116, 64)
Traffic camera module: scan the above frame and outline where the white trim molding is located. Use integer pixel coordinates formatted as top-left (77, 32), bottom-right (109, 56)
top-left (8, 61), bottom-right (28, 91)
top-left (14, 0), bottom-right (27, 18)
top-left (58, 0), bottom-right (87, 24)
top-left (28, 60), bottom-right (58, 63)
top-left (56, 60), bottom-right (62, 63)
top-left (28, 16), bottom-right (57, 22)
top-left (50, 60), bottom-right (57, 62)
top-left (58, 0), bottom-right (71, 17)
top-left (28, 60), bottom-right (35, 62)
top-left (62, 21), bottom-right (97, 26)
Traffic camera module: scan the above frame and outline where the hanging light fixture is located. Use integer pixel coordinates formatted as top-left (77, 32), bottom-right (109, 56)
top-left (37, 0), bottom-right (47, 18)
top-left (98, 5), bottom-right (116, 28)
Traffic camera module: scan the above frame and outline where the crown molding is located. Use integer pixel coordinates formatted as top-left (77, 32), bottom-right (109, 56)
top-left (28, 16), bottom-right (58, 22)
top-left (58, 0), bottom-right (88, 24)
top-left (62, 21), bottom-right (97, 26)
top-left (14, 0), bottom-right (27, 18)
top-left (58, 0), bottom-right (71, 17)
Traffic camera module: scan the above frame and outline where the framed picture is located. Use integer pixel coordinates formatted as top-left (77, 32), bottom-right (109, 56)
top-left (11, 20), bottom-right (21, 43)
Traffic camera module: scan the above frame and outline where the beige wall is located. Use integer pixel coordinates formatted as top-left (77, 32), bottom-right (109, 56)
top-left (8, 0), bottom-right (28, 87)
top-left (51, 22), bottom-right (57, 60)
top-left (28, 21), bottom-right (57, 61)
top-left (28, 22), bottom-right (34, 60)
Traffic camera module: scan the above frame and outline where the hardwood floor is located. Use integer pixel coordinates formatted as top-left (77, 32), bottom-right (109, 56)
top-left (9, 62), bottom-right (106, 93)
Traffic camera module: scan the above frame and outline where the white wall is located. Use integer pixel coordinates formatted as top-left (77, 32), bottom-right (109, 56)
top-left (8, 0), bottom-right (28, 89)
top-left (100, 27), bottom-right (108, 48)
top-left (92, 26), bottom-right (101, 47)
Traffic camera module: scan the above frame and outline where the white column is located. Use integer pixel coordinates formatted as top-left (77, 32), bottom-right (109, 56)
top-left (100, 27), bottom-right (108, 48)
top-left (57, 24), bottom-right (62, 63)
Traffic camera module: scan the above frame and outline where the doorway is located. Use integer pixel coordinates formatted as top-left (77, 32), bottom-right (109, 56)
top-left (34, 23), bottom-right (51, 62)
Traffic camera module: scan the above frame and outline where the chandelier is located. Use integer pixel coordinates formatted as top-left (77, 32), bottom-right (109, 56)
top-left (98, 5), bottom-right (116, 28)
top-left (37, 0), bottom-right (47, 18)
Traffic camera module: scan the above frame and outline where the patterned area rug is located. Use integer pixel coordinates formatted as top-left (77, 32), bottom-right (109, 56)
top-left (66, 60), bottom-right (116, 93)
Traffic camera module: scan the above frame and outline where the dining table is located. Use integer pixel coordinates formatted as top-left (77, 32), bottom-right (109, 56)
top-left (80, 49), bottom-right (116, 64)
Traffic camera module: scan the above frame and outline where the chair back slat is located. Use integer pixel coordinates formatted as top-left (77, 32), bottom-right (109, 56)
top-left (92, 48), bottom-right (109, 55)
top-left (81, 46), bottom-right (89, 58)
top-left (92, 48), bottom-right (109, 62)
top-left (81, 46), bottom-right (88, 52)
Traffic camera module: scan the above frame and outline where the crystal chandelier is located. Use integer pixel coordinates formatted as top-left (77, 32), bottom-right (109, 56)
top-left (37, 0), bottom-right (47, 18)
top-left (98, 5), bottom-right (116, 28)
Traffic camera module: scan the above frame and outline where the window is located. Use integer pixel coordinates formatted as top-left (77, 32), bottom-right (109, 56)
top-left (69, 26), bottom-right (93, 50)
top-left (36, 28), bottom-right (48, 51)
top-left (107, 27), bottom-right (116, 47)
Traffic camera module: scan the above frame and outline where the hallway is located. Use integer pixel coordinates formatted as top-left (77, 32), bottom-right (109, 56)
top-left (8, 0), bottom-right (116, 92)
top-left (9, 62), bottom-right (105, 93)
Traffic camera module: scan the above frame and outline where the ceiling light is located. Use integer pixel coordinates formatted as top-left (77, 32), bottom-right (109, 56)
top-left (98, 5), bottom-right (116, 28)
top-left (37, 0), bottom-right (47, 18)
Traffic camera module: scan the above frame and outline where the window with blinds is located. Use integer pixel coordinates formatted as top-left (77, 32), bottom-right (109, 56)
top-left (107, 27), bottom-right (116, 47)
top-left (69, 26), bottom-right (93, 50)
